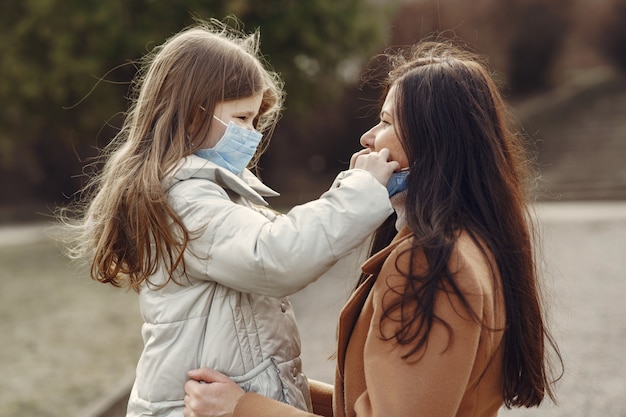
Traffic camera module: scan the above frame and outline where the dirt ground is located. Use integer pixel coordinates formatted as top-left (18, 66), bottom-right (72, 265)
top-left (0, 228), bottom-right (143, 417)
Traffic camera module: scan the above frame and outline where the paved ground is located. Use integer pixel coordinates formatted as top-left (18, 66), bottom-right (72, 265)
top-left (1, 72), bottom-right (625, 417)
top-left (1, 202), bottom-right (625, 417)
top-left (293, 203), bottom-right (626, 417)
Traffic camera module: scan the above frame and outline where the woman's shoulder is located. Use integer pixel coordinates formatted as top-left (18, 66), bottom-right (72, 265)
top-left (379, 228), bottom-right (497, 296)
top-left (449, 230), bottom-right (499, 296)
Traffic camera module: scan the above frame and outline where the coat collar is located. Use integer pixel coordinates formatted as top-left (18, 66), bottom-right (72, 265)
top-left (360, 226), bottom-right (413, 275)
top-left (162, 155), bottom-right (279, 206)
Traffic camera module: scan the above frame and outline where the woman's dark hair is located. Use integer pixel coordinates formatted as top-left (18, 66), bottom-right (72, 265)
top-left (361, 40), bottom-right (561, 408)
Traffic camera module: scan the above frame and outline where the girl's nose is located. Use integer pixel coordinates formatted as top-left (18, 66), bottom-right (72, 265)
top-left (360, 127), bottom-right (375, 149)
top-left (244, 120), bottom-right (256, 131)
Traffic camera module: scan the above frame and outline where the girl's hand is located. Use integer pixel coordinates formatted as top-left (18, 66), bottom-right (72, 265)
top-left (184, 368), bottom-right (244, 417)
top-left (350, 148), bottom-right (400, 186)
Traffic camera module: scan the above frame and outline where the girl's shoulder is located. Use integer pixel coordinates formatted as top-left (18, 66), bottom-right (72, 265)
top-left (168, 176), bottom-right (230, 208)
top-left (165, 156), bottom-right (277, 206)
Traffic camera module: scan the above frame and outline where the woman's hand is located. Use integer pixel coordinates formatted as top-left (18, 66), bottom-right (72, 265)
top-left (350, 148), bottom-right (400, 186)
top-left (184, 368), bottom-right (244, 417)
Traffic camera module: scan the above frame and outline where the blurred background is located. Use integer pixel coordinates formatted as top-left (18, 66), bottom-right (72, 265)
top-left (1, 0), bottom-right (625, 220)
top-left (1, 0), bottom-right (625, 416)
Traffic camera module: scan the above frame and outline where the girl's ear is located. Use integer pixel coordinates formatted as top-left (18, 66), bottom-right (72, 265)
top-left (186, 106), bottom-right (206, 139)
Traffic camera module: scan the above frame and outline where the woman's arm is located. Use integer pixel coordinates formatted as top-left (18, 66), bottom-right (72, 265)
top-left (184, 369), bottom-right (327, 417)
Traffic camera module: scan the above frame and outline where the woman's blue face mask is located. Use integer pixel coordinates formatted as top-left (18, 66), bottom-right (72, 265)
top-left (386, 169), bottom-right (409, 196)
top-left (195, 115), bottom-right (262, 175)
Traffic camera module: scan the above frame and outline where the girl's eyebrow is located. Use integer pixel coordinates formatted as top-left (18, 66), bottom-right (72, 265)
top-left (235, 110), bottom-right (258, 117)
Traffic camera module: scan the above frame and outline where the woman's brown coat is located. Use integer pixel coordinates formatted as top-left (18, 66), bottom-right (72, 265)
top-left (233, 227), bottom-right (507, 417)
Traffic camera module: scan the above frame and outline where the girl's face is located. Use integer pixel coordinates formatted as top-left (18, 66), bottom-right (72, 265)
top-left (359, 85), bottom-right (409, 170)
top-left (203, 92), bottom-right (264, 148)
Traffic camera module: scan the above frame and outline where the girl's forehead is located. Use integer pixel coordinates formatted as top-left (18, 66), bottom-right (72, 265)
top-left (216, 92), bottom-right (264, 113)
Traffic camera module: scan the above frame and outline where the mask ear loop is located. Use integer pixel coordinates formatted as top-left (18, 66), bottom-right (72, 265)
top-left (212, 115), bottom-right (228, 127)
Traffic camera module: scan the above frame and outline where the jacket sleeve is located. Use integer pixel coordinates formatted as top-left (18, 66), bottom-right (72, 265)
top-left (176, 169), bottom-right (393, 297)
top-left (309, 379), bottom-right (334, 417)
top-left (354, 250), bottom-right (484, 417)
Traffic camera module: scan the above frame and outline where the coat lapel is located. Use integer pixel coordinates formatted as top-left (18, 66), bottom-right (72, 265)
top-left (361, 226), bottom-right (413, 275)
top-left (336, 227), bottom-right (413, 377)
top-left (336, 274), bottom-right (375, 378)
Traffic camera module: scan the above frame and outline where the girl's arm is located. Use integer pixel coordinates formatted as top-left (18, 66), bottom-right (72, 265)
top-left (178, 168), bottom-right (393, 297)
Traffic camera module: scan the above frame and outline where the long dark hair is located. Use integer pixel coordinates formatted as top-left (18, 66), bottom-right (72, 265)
top-left (362, 40), bottom-right (561, 408)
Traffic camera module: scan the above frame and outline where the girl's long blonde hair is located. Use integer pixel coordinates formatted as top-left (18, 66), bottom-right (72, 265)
top-left (62, 20), bottom-right (284, 292)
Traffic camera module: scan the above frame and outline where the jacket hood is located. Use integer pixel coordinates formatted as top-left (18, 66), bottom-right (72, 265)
top-left (162, 155), bottom-right (279, 206)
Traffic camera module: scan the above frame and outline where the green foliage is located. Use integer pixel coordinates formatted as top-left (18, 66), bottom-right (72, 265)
top-left (230, 1), bottom-right (391, 112)
top-left (0, 0), bottom-right (390, 205)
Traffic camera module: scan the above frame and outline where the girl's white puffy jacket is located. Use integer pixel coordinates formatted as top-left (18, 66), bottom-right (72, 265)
top-left (126, 155), bottom-right (393, 417)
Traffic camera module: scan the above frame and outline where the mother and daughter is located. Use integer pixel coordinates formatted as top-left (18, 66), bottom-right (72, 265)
top-left (64, 20), bottom-right (561, 417)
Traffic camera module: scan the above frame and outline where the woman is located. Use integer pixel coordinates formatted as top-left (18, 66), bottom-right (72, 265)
top-left (182, 40), bottom-right (562, 417)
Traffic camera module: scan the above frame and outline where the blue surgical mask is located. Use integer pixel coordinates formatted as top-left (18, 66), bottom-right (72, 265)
top-left (195, 115), bottom-right (262, 175)
top-left (386, 169), bottom-right (409, 197)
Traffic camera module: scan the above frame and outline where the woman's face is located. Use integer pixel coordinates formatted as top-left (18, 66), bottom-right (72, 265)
top-left (359, 85), bottom-right (409, 170)
top-left (202, 92), bottom-right (264, 148)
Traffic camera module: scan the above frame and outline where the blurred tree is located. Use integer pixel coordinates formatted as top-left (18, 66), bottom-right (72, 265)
top-left (232, 1), bottom-right (392, 113)
top-left (498, 0), bottom-right (573, 96)
top-left (592, 0), bottom-right (626, 71)
top-left (0, 0), bottom-right (390, 208)
top-left (393, 0), bottom-right (573, 97)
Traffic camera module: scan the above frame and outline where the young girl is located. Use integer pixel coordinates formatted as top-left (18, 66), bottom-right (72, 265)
top-left (183, 40), bottom-right (563, 417)
top-left (62, 22), bottom-right (398, 417)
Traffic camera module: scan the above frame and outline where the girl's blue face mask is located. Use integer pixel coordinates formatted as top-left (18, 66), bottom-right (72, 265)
top-left (195, 115), bottom-right (262, 175)
top-left (386, 169), bottom-right (409, 197)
